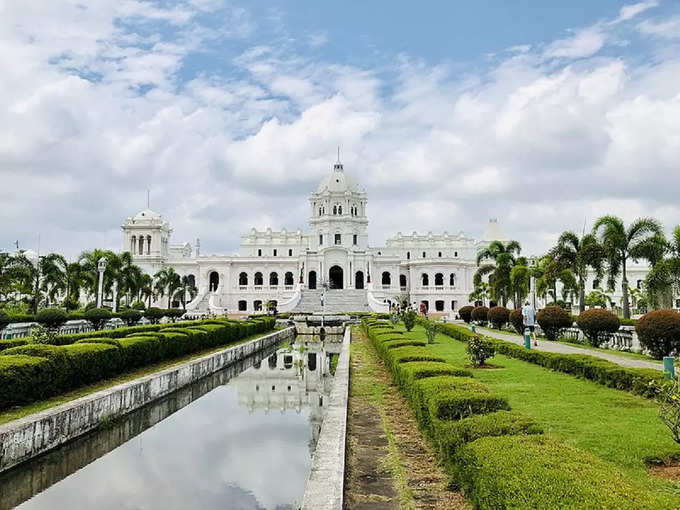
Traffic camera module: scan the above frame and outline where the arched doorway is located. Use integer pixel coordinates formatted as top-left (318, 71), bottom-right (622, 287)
top-left (355, 271), bottom-right (364, 289)
top-left (329, 265), bottom-right (344, 289)
top-left (308, 270), bottom-right (317, 289)
top-left (209, 271), bottom-right (219, 292)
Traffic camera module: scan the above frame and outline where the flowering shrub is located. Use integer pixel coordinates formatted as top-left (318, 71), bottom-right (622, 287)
top-left (29, 324), bottom-right (57, 345)
top-left (402, 309), bottom-right (417, 332)
top-left (424, 320), bottom-right (438, 344)
top-left (659, 377), bottom-right (680, 444)
top-left (466, 335), bottom-right (495, 366)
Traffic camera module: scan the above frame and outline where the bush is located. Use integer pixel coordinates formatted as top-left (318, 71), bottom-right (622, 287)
top-left (0, 338), bottom-right (29, 351)
top-left (85, 307), bottom-right (113, 330)
top-left (131, 301), bottom-right (146, 310)
top-left (402, 309), bottom-right (416, 331)
top-left (471, 306), bottom-right (489, 325)
top-left (454, 435), bottom-right (668, 509)
top-left (395, 361), bottom-right (472, 389)
top-left (62, 343), bottom-right (122, 385)
top-left (165, 308), bottom-right (185, 322)
top-left (459, 305), bottom-right (474, 324)
top-left (35, 308), bottom-right (69, 330)
top-left (118, 336), bottom-right (161, 367)
top-left (636, 309), bottom-right (680, 359)
top-left (118, 309), bottom-right (142, 326)
top-left (536, 305), bottom-right (572, 341)
top-left (0, 310), bottom-right (9, 330)
top-left (509, 309), bottom-right (524, 334)
top-left (576, 309), bottom-right (620, 347)
top-left (0, 355), bottom-right (55, 408)
top-left (144, 307), bottom-right (165, 324)
top-left (2, 344), bottom-right (71, 391)
top-left (487, 306), bottom-right (510, 329)
top-left (466, 336), bottom-right (495, 366)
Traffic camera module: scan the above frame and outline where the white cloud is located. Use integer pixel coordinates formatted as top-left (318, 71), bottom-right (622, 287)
top-left (544, 26), bottom-right (606, 59)
top-left (612, 1), bottom-right (658, 24)
top-left (637, 16), bottom-right (680, 38)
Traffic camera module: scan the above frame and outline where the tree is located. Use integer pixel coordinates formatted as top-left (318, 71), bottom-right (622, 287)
top-left (78, 249), bottom-right (119, 301)
top-left (174, 275), bottom-right (198, 310)
top-left (0, 252), bottom-right (35, 304)
top-left (593, 215), bottom-right (664, 319)
top-left (154, 267), bottom-right (181, 308)
top-left (136, 273), bottom-right (154, 308)
top-left (553, 232), bottom-right (606, 313)
top-left (509, 260), bottom-right (531, 309)
top-left (474, 240), bottom-right (522, 307)
top-left (468, 282), bottom-right (490, 306)
top-left (644, 226), bottom-right (680, 310)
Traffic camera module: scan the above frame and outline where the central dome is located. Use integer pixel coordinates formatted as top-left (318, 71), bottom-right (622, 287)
top-left (316, 162), bottom-right (361, 193)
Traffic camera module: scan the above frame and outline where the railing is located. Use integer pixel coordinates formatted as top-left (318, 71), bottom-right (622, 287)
top-left (560, 326), bottom-right (637, 351)
top-left (239, 285), bottom-right (248, 291)
top-left (382, 284), bottom-right (391, 290)
top-left (284, 285), bottom-right (294, 291)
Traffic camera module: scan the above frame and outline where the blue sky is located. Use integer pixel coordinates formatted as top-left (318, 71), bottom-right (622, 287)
top-left (2, 0), bottom-right (680, 257)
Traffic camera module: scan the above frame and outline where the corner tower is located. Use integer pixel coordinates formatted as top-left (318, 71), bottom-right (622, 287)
top-left (309, 157), bottom-right (368, 251)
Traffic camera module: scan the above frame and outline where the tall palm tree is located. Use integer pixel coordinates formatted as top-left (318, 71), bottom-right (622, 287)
top-left (0, 252), bottom-right (33, 303)
top-left (509, 258), bottom-right (531, 308)
top-left (593, 215), bottom-right (664, 318)
top-left (137, 273), bottom-right (154, 308)
top-left (40, 253), bottom-right (68, 307)
top-left (645, 226), bottom-right (680, 309)
top-left (474, 240), bottom-right (522, 307)
top-left (553, 232), bottom-right (606, 313)
top-left (468, 282), bottom-right (490, 306)
top-left (78, 249), bottom-right (119, 300)
top-left (154, 267), bottom-right (181, 308)
top-left (117, 252), bottom-right (142, 306)
top-left (174, 275), bottom-right (198, 310)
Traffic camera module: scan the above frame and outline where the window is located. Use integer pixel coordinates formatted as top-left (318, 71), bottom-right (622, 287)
top-left (434, 273), bottom-right (444, 286)
top-left (289, 248), bottom-right (293, 256)
top-left (257, 249), bottom-right (262, 257)
top-left (335, 233), bottom-right (341, 245)
top-left (238, 272), bottom-right (248, 286)
top-left (406, 251), bottom-right (410, 260)
top-left (422, 274), bottom-right (429, 286)
top-left (593, 279), bottom-right (600, 289)
top-left (438, 251), bottom-right (442, 258)
top-left (238, 300), bottom-right (247, 311)
top-left (333, 205), bottom-right (337, 215)
top-left (269, 272), bottom-right (279, 286)
top-left (451, 300), bottom-right (457, 310)
top-left (254, 272), bottom-right (263, 286)
top-left (435, 300), bottom-right (444, 312)
top-left (284, 272), bottom-right (294, 285)
top-left (636, 279), bottom-right (643, 289)
top-left (382, 271), bottom-right (391, 285)
top-left (400, 274), bottom-right (407, 288)
top-left (319, 234), bottom-right (323, 246)
top-left (273, 249), bottom-right (277, 257)
top-left (353, 234), bottom-right (357, 245)
top-left (422, 251), bottom-right (426, 258)
top-left (254, 300), bottom-right (262, 311)
top-left (454, 251), bottom-right (458, 257)
top-left (450, 273), bottom-right (456, 287)
top-left (338, 206), bottom-right (342, 215)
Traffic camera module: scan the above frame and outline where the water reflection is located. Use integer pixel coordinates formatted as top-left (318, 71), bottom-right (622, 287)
top-left (0, 335), bottom-right (341, 510)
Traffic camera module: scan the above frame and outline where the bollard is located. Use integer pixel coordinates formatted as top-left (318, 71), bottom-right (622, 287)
top-left (471, 324), bottom-right (476, 333)
top-left (524, 328), bottom-right (531, 349)
top-left (663, 356), bottom-right (675, 380)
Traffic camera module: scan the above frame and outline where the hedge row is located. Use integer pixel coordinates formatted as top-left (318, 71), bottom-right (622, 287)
top-left (427, 319), bottom-right (667, 399)
top-left (0, 317), bottom-right (276, 410)
top-left (360, 319), bottom-right (671, 509)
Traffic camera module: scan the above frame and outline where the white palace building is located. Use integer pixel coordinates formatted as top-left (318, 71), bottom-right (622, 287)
top-left (122, 158), bottom-right (510, 315)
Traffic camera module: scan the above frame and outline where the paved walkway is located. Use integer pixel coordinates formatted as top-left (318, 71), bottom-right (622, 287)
top-left (472, 325), bottom-right (662, 371)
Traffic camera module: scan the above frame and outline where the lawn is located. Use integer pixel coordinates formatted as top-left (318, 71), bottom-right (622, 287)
top-left (394, 324), bottom-right (680, 494)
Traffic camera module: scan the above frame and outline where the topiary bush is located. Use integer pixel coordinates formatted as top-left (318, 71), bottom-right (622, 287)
top-left (131, 301), bottom-right (146, 310)
top-left (118, 309), bottom-right (142, 326)
top-left (402, 309), bottom-right (416, 331)
top-left (487, 306), bottom-right (510, 330)
top-left (36, 308), bottom-right (69, 331)
top-left (536, 306), bottom-right (572, 341)
top-left (144, 307), bottom-right (165, 324)
top-left (471, 306), bottom-right (489, 325)
top-left (459, 305), bottom-right (474, 324)
top-left (466, 336), bottom-right (495, 366)
top-left (509, 309), bottom-right (524, 334)
top-left (85, 307), bottom-right (113, 330)
top-left (636, 309), bottom-right (680, 359)
top-left (576, 309), bottom-right (620, 348)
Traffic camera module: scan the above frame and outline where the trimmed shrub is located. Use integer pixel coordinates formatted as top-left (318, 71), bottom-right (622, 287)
top-left (2, 344), bottom-right (71, 391)
top-left (636, 309), bottom-right (680, 359)
top-left (35, 308), bottom-right (69, 330)
top-left (429, 388), bottom-right (509, 422)
top-left (454, 435), bottom-right (669, 509)
top-left (62, 343), bottom-right (122, 385)
top-left (466, 336), bottom-right (495, 366)
top-left (118, 336), bottom-right (161, 367)
top-left (536, 305), bottom-right (572, 341)
top-left (75, 337), bottom-right (123, 348)
top-left (0, 338), bottom-right (29, 351)
top-left (0, 355), bottom-right (55, 408)
top-left (458, 305), bottom-right (474, 324)
top-left (0, 310), bottom-right (9, 329)
top-left (156, 331), bottom-right (191, 358)
top-left (402, 309), bottom-right (416, 331)
top-left (576, 309), bottom-right (620, 347)
top-left (131, 301), bottom-right (146, 310)
top-left (487, 306), bottom-right (510, 329)
top-left (165, 308), bottom-right (185, 322)
top-left (395, 361), bottom-right (472, 389)
top-left (144, 307), bottom-right (165, 324)
top-left (385, 346), bottom-right (445, 370)
top-left (118, 309), bottom-right (142, 326)
top-left (509, 309), bottom-right (524, 334)
top-left (85, 307), bottom-right (113, 330)
top-left (471, 306), bottom-right (489, 325)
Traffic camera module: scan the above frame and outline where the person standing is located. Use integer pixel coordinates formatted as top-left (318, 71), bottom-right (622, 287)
top-left (522, 300), bottom-right (538, 346)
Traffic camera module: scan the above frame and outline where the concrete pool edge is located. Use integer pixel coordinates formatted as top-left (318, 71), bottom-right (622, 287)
top-left (301, 325), bottom-right (350, 510)
top-left (0, 326), bottom-right (295, 474)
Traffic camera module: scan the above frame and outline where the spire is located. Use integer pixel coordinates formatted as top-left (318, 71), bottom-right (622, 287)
top-left (333, 146), bottom-right (343, 172)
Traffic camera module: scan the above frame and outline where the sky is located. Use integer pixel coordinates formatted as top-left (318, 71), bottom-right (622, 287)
top-left (2, 0), bottom-right (680, 258)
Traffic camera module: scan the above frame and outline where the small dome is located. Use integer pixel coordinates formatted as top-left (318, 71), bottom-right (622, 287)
top-left (316, 163), bottom-right (361, 193)
top-left (483, 218), bottom-right (508, 242)
top-left (134, 209), bottom-right (162, 221)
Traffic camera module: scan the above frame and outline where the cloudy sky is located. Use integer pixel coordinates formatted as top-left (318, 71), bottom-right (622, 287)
top-left (2, 0), bottom-right (680, 258)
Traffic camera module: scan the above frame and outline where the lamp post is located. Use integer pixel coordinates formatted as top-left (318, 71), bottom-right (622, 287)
top-left (96, 257), bottom-right (107, 309)
top-left (529, 257), bottom-right (537, 311)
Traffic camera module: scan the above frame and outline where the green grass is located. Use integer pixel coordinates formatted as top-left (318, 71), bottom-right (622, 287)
top-left (476, 325), bottom-right (662, 364)
top-left (397, 324), bottom-right (680, 496)
top-left (0, 332), bottom-right (268, 426)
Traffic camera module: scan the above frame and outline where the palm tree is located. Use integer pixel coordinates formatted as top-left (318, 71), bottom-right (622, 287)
top-left (117, 252), bottom-right (142, 306)
top-left (593, 215), bottom-right (664, 318)
top-left (645, 226), bottom-right (680, 309)
top-left (78, 249), bottom-right (118, 301)
top-left (154, 267), bottom-right (181, 308)
top-left (0, 252), bottom-right (34, 303)
top-left (509, 259), bottom-right (531, 308)
top-left (468, 282), bottom-right (490, 306)
top-left (174, 275), bottom-right (198, 310)
top-left (137, 273), bottom-right (154, 308)
top-left (474, 240), bottom-right (522, 307)
top-left (40, 253), bottom-right (68, 307)
top-left (553, 232), bottom-right (606, 313)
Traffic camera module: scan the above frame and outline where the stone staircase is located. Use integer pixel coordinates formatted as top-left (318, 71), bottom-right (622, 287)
top-left (294, 289), bottom-right (371, 313)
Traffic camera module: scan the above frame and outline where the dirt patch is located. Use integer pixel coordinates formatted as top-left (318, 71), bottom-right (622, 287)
top-left (345, 327), bottom-right (469, 510)
top-left (648, 462), bottom-right (680, 482)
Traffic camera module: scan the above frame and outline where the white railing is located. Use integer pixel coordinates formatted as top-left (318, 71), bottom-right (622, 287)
top-left (278, 284), bottom-right (302, 313)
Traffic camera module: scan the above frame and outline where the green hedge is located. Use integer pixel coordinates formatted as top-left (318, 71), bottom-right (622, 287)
top-left (0, 317), bottom-right (276, 410)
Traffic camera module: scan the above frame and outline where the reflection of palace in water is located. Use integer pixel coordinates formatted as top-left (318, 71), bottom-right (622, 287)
top-left (235, 336), bottom-right (342, 455)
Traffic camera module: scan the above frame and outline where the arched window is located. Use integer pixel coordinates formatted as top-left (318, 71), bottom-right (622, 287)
top-left (400, 274), bottom-right (407, 288)
top-left (435, 300), bottom-right (445, 311)
top-left (239, 272), bottom-right (248, 286)
top-left (593, 279), bottom-right (600, 290)
top-left (382, 271), bottom-right (391, 285)
top-left (319, 207), bottom-right (322, 216)
top-left (147, 235), bottom-right (151, 255)
top-left (450, 273), bottom-right (456, 287)
top-left (421, 273), bottom-right (429, 287)
top-left (139, 236), bottom-right (144, 255)
top-left (284, 272), bottom-right (294, 285)
top-left (209, 271), bottom-right (219, 292)
top-left (406, 251), bottom-right (410, 260)
top-left (422, 251), bottom-right (426, 258)
top-left (131, 236), bottom-right (136, 254)
top-left (254, 300), bottom-right (262, 311)
top-left (254, 272), bottom-right (263, 286)
top-left (238, 300), bottom-right (247, 311)
top-left (434, 273), bottom-right (444, 286)
top-left (269, 272), bottom-right (279, 286)
top-left (338, 205), bottom-right (342, 215)
top-left (438, 251), bottom-right (442, 258)
top-left (636, 279), bottom-right (643, 289)
top-left (187, 274), bottom-right (195, 288)
top-left (333, 205), bottom-right (337, 215)
top-left (308, 353), bottom-right (317, 371)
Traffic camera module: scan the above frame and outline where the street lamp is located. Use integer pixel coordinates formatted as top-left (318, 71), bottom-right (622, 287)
top-left (96, 257), bottom-right (107, 309)
top-left (529, 257), bottom-right (537, 310)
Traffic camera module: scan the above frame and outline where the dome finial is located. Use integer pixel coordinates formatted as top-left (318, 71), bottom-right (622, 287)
top-left (333, 146), bottom-right (343, 172)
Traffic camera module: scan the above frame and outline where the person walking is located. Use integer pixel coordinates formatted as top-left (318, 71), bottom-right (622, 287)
top-left (522, 300), bottom-right (538, 346)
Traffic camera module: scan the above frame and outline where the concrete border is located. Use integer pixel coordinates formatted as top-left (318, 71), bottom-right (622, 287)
top-left (301, 325), bottom-right (350, 510)
top-left (0, 327), bottom-right (294, 474)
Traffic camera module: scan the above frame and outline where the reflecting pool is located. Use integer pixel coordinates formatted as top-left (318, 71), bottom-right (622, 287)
top-left (0, 335), bottom-right (342, 510)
